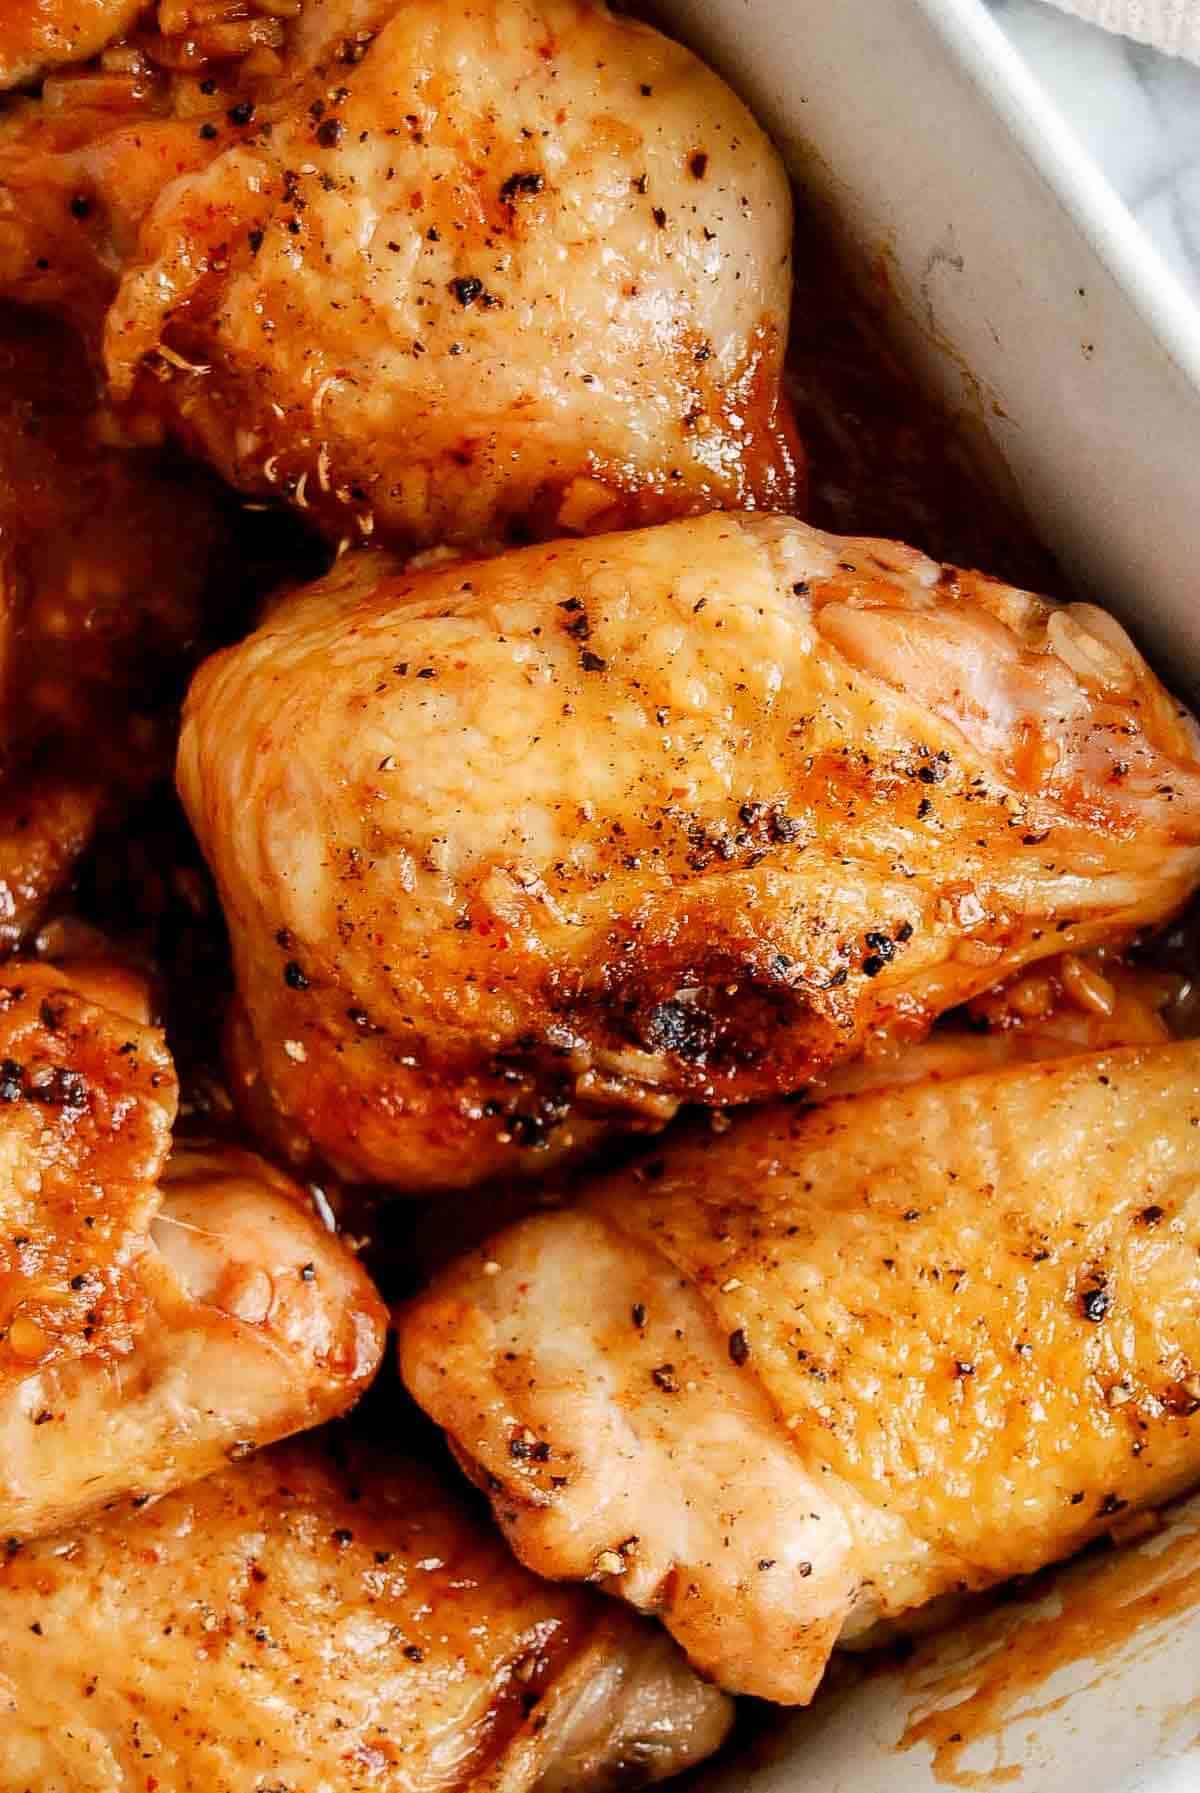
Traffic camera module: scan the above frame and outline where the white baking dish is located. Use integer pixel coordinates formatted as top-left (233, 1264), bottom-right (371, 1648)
top-left (649, 1), bottom-right (1200, 1786)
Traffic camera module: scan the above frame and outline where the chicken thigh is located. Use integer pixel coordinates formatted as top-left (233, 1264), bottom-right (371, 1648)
top-left (401, 1039), bottom-right (1200, 1704)
top-left (179, 513), bottom-right (1200, 1191)
top-left (0, 304), bottom-right (226, 945)
top-left (0, 1432), bottom-right (733, 1790)
top-left (0, 0), bottom-right (800, 550)
top-left (0, 960), bottom-right (386, 1539)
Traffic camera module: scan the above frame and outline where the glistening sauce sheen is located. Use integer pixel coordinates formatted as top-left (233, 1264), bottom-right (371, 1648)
top-left (897, 1517), bottom-right (1200, 1787)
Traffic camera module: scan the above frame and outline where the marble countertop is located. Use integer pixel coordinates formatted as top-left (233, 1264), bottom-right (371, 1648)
top-left (985, 0), bottom-right (1200, 301)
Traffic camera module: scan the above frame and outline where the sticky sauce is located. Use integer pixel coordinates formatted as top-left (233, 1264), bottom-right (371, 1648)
top-left (897, 1515), bottom-right (1200, 1786)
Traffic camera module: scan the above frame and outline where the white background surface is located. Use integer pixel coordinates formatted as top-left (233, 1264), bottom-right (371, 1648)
top-left (987, 0), bottom-right (1200, 299)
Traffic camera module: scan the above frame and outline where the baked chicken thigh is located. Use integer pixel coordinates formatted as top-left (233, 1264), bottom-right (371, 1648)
top-left (0, 960), bottom-right (385, 1540)
top-left (0, 0), bottom-right (799, 549)
top-left (178, 513), bottom-right (1200, 1191)
top-left (0, 1433), bottom-right (733, 1790)
top-left (401, 1038), bottom-right (1200, 1704)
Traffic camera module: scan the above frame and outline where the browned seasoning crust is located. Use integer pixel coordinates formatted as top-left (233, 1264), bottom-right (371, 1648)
top-left (0, 961), bottom-right (174, 1378)
top-left (179, 512), bottom-right (1200, 1191)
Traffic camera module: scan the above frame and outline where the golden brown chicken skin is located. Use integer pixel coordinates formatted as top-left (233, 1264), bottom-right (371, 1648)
top-left (0, 1433), bottom-right (732, 1791)
top-left (0, 0), bottom-right (800, 550)
top-left (0, 305), bottom-right (227, 945)
top-left (401, 1040), bottom-right (1200, 1704)
top-left (178, 513), bottom-right (1200, 1192)
top-left (0, 960), bottom-right (386, 1540)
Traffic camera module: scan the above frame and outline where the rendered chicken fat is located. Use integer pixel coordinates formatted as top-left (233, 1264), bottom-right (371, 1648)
top-left (0, 0), bottom-right (144, 88)
top-left (0, 1437), bottom-right (731, 1791)
top-left (0, 962), bottom-right (386, 1539)
top-left (0, 305), bottom-right (226, 946)
top-left (401, 1041), bottom-right (1200, 1702)
top-left (178, 512), bottom-right (1200, 1191)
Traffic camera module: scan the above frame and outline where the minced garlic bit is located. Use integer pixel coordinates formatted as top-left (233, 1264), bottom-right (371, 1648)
top-left (283, 1038), bottom-right (307, 1063)
top-left (592, 1550), bottom-right (626, 1578)
top-left (155, 344), bottom-right (212, 376)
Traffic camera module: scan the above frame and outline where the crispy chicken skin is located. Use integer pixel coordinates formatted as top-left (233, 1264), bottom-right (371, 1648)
top-left (0, 962), bottom-right (386, 1539)
top-left (0, 0), bottom-right (799, 549)
top-left (0, 305), bottom-right (225, 945)
top-left (0, 1434), bottom-right (732, 1791)
top-left (401, 1041), bottom-right (1200, 1704)
top-left (178, 513), bottom-right (1200, 1191)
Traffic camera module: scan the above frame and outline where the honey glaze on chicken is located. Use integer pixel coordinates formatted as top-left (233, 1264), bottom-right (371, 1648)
top-left (179, 513), bottom-right (1200, 1192)
top-left (0, 10), bottom-right (1197, 1785)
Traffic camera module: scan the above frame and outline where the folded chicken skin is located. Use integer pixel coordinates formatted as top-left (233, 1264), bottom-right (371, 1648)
top-left (817, 947), bottom-right (1179, 1098)
top-left (0, 962), bottom-right (386, 1539)
top-left (401, 1040), bottom-right (1200, 1703)
top-left (0, 0), bottom-right (799, 549)
top-left (0, 1432), bottom-right (732, 1791)
top-left (179, 513), bottom-right (1200, 1191)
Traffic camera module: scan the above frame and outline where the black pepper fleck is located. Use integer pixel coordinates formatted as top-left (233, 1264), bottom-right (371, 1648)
top-left (1080, 1284), bottom-right (1111, 1323)
top-left (500, 170), bottom-right (545, 202)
